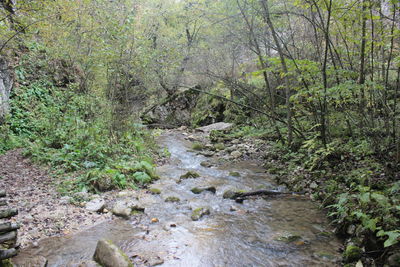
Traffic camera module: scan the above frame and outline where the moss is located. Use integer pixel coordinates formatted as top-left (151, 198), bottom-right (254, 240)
top-left (343, 245), bottom-right (363, 263)
top-left (180, 171), bottom-right (200, 179)
top-left (192, 142), bottom-right (205, 151)
top-left (222, 189), bottom-right (246, 199)
top-left (0, 260), bottom-right (14, 267)
top-left (191, 207), bottom-right (210, 221)
top-left (214, 143), bottom-right (225, 151)
top-left (191, 186), bottom-right (216, 194)
top-left (191, 187), bottom-right (203, 194)
top-left (200, 161), bottom-right (212, 167)
top-left (275, 233), bottom-right (302, 243)
top-left (165, 196), bottom-right (180, 203)
top-left (149, 188), bottom-right (161, 194)
top-left (229, 171), bottom-right (240, 177)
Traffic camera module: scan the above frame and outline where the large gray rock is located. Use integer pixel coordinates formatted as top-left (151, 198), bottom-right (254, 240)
top-left (196, 122), bottom-right (233, 132)
top-left (112, 201), bottom-right (132, 218)
top-left (141, 89), bottom-right (200, 127)
top-left (85, 198), bottom-right (105, 212)
top-left (0, 57), bottom-right (13, 121)
top-left (93, 239), bottom-right (133, 267)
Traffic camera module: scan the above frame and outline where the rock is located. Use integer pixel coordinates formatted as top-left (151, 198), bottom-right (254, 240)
top-left (66, 260), bottom-right (100, 267)
top-left (229, 205), bottom-right (239, 211)
top-left (196, 122), bottom-right (233, 132)
top-left (199, 151), bottom-right (215, 157)
top-left (0, 57), bottom-right (13, 120)
top-left (149, 188), bottom-right (161, 194)
top-left (165, 196), bottom-right (180, 203)
top-left (186, 135), bottom-right (198, 141)
top-left (192, 142), bottom-right (205, 151)
top-left (343, 244), bottom-right (363, 263)
top-left (178, 126), bottom-right (188, 131)
top-left (223, 189), bottom-right (245, 199)
top-left (129, 199), bottom-right (145, 212)
top-left (78, 261), bottom-right (100, 267)
top-left (275, 232), bottom-right (302, 243)
top-left (229, 171), bottom-right (241, 177)
top-left (93, 239), bottom-right (133, 267)
top-left (346, 225), bottom-right (356, 235)
top-left (200, 161), bottom-right (212, 167)
top-left (179, 171), bottom-right (200, 181)
top-left (86, 198), bottom-right (105, 212)
top-left (309, 182), bottom-right (318, 189)
top-left (147, 256), bottom-right (164, 266)
top-left (191, 186), bottom-right (216, 194)
top-left (11, 256), bottom-right (48, 267)
top-left (213, 143), bottom-right (225, 151)
top-left (191, 207), bottom-right (210, 221)
top-left (230, 151), bottom-right (242, 159)
top-left (112, 201), bottom-right (132, 218)
top-left (387, 252), bottom-right (400, 266)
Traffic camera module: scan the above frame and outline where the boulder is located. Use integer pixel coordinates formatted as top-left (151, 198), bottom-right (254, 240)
top-left (196, 122), bottom-right (233, 132)
top-left (112, 201), bottom-right (132, 218)
top-left (85, 198), bottom-right (105, 212)
top-left (93, 239), bottom-right (133, 267)
top-left (191, 207), bottom-right (210, 221)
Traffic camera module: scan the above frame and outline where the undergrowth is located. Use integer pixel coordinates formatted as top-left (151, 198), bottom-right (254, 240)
top-left (0, 45), bottom-right (158, 194)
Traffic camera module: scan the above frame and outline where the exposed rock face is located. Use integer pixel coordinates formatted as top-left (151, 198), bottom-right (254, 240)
top-left (93, 239), bottom-right (133, 267)
top-left (141, 89), bottom-right (200, 127)
top-left (0, 57), bottom-right (13, 121)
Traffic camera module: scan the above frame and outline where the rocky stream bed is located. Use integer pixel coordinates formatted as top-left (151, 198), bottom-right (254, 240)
top-left (7, 128), bottom-right (342, 266)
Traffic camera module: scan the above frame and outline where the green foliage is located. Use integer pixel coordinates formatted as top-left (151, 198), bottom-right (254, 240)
top-left (0, 48), bottom-right (157, 193)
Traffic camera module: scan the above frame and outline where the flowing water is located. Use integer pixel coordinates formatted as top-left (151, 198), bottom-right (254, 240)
top-left (13, 131), bottom-right (341, 266)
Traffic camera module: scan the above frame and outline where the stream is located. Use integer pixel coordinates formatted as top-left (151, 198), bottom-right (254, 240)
top-left (13, 131), bottom-right (341, 266)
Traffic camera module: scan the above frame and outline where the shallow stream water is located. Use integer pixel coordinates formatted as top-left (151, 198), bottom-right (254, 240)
top-left (13, 131), bottom-right (341, 266)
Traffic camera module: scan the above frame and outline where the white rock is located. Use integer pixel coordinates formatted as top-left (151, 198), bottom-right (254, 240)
top-left (86, 198), bottom-right (105, 212)
top-left (230, 151), bottom-right (242, 158)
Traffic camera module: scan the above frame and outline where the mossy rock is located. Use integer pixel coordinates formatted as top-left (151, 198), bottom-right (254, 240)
top-left (192, 142), bottom-right (205, 151)
top-left (191, 186), bottom-right (216, 194)
top-left (165, 196), bottom-right (180, 203)
top-left (149, 188), bottom-right (161, 194)
top-left (214, 143), bottom-right (225, 151)
top-left (275, 232), bottom-right (302, 243)
top-left (343, 245), bottom-right (363, 263)
top-left (191, 207), bottom-right (210, 221)
top-left (179, 171), bottom-right (200, 180)
top-left (229, 171), bottom-right (241, 177)
top-left (222, 189), bottom-right (246, 199)
top-left (200, 161), bottom-right (212, 167)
